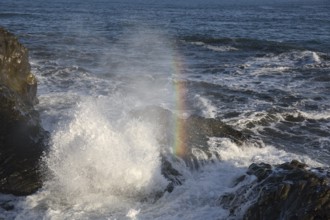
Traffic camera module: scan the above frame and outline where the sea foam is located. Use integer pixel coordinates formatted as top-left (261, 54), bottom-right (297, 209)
top-left (42, 95), bottom-right (168, 211)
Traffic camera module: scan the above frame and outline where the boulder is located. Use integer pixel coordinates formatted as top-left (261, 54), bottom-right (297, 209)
top-left (132, 105), bottom-right (252, 169)
top-left (0, 27), bottom-right (47, 195)
top-left (219, 160), bottom-right (330, 220)
top-left (132, 106), bottom-right (249, 148)
top-left (131, 105), bottom-right (256, 193)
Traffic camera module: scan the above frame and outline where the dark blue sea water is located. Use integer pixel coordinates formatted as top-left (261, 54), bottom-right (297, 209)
top-left (1, 0), bottom-right (329, 219)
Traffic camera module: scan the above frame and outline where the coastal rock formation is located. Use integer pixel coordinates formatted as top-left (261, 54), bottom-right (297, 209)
top-left (132, 105), bottom-right (256, 193)
top-left (0, 28), bottom-right (37, 105)
top-left (133, 105), bottom-right (249, 148)
top-left (0, 27), bottom-right (47, 195)
top-left (133, 105), bottom-right (252, 169)
top-left (220, 160), bottom-right (330, 220)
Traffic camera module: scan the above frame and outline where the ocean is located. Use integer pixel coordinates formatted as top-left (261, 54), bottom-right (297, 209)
top-left (0, 0), bottom-right (329, 219)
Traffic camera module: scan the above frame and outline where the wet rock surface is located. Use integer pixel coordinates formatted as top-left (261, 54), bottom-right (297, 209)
top-left (133, 105), bottom-right (249, 149)
top-left (161, 158), bottom-right (184, 193)
top-left (133, 105), bottom-right (253, 169)
top-left (133, 105), bottom-right (254, 191)
top-left (220, 160), bottom-right (330, 220)
top-left (0, 27), bottom-right (47, 196)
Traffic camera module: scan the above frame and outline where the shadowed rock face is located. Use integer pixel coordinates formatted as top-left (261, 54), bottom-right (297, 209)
top-left (0, 27), bottom-right (47, 196)
top-left (220, 160), bottom-right (330, 220)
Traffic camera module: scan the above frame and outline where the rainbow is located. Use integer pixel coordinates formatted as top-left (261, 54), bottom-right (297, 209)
top-left (171, 50), bottom-right (187, 158)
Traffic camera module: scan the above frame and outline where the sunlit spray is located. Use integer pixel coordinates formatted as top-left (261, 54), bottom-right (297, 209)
top-left (45, 96), bottom-right (168, 205)
top-left (39, 28), bottom-right (187, 212)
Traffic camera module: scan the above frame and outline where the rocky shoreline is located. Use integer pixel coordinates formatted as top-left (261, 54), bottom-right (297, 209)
top-left (220, 160), bottom-right (330, 220)
top-left (0, 27), bottom-right (48, 196)
top-left (0, 28), bottom-right (329, 219)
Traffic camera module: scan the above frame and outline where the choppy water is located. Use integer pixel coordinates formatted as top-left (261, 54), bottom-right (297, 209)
top-left (1, 0), bottom-right (329, 219)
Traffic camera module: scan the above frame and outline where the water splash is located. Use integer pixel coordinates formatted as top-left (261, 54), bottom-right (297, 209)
top-left (43, 96), bottom-right (168, 209)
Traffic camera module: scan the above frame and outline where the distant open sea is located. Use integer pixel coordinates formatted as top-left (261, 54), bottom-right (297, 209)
top-left (1, 0), bottom-right (329, 219)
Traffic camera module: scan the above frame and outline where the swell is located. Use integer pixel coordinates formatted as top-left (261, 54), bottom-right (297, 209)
top-left (230, 108), bottom-right (330, 164)
top-left (182, 78), bottom-right (330, 164)
top-left (182, 36), bottom-right (304, 53)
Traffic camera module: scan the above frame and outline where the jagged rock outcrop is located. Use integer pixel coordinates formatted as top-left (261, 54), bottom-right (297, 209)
top-left (133, 105), bottom-right (253, 169)
top-left (161, 158), bottom-right (184, 192)
top-left (219, 160), bottom-right (330, 220)
top-left (132, 105), bottom-right (250, 149)
top-left (132, 105), bottom-right (255, 191)
top-left (0, 27), bottom-right (47, 195)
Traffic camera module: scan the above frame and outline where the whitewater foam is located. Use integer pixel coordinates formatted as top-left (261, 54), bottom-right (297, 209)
top-left (4, 132), bottom-right (325, 219)
top-left (194, 94), bottom-right (217, 118)
top-left (242, 50), bottom-right (325, 76)
top-left (46, 96), bottom-right (168, 201)
top-left (298, 109), bottom-right (330, 120)
top-left (191, 41), bottom-right (238, 52)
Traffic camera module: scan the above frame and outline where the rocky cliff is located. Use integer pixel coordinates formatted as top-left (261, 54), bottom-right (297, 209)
top-left (0, 27), bottom-right (47, 196)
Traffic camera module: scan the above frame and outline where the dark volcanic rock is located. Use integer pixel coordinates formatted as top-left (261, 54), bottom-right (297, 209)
top-left (185, 115), bottom-right (248, 146)
top-left (0, 27), bottom-right (47, 195)
top-left (132, 105), bottom-right (252, 169)
top-left (219, 160), bottom-right (330, 220)
top-left (132, 106), bottom-right (249, 149)
top-left (131, 105), bottom-right (256, 192)
top-left (161, 158), bottom-right (184, 193)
